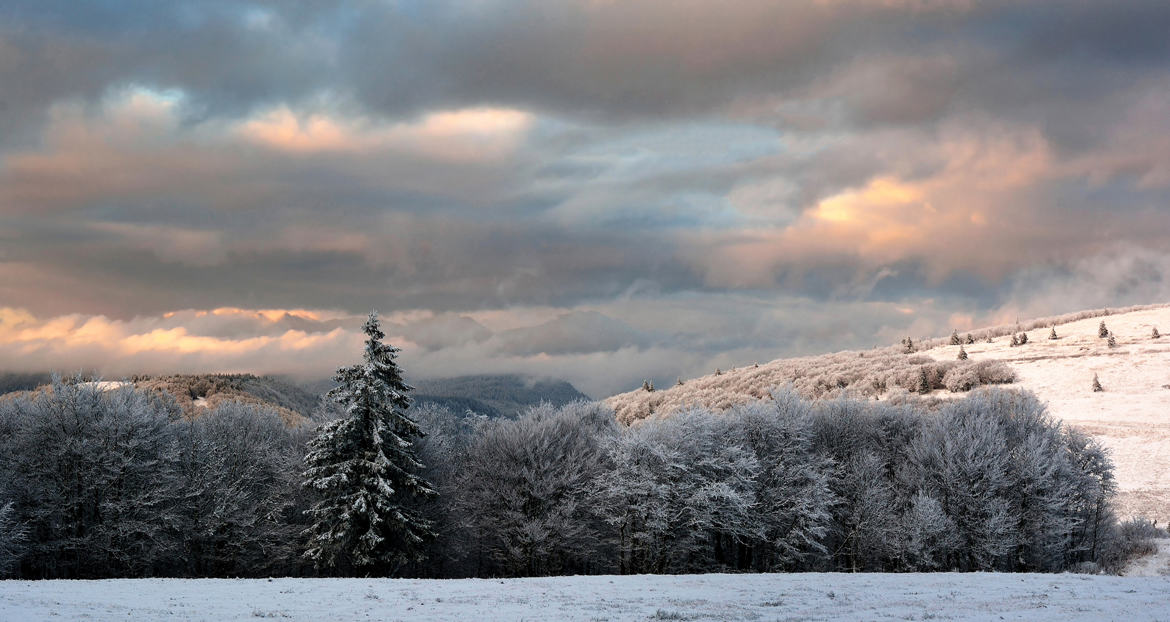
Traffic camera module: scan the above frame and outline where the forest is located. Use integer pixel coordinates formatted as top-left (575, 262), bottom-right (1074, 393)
top-left (0, 375), bottom-right (1153, 579)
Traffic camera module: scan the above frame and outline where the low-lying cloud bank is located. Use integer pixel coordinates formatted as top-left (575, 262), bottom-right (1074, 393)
top-left (4, 247), bottom-right (1169, 397)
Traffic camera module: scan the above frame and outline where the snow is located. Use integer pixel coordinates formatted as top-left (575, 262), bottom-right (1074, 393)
top-left (77, 381), bottom-right (130, 392)
top-left (2, 572), bottom-right (1169, 621)
top-left (1124, 539), bottom-right (1170, 577)
top-left (922, 306), bottom-right (1170, 520)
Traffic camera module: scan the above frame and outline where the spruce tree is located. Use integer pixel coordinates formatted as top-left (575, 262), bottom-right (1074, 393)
top-left (1092, 373), bottom-right (1103, 393)
top-left (1098, 321), bottom-right (1109, 338)
top-left (1049, 327), bottom-right (1058, 340)
top-left (950, 330), bottom-right (961, 346)
top-left (1017, 332), bottom-right (1028, 345)
top-left (957, 345), bottom-right (968, 360)
top-left (1153, 327), bottom-right (1161, 339)
top-left (1107, 332), bottom-right (1118, 348)
top-left (965, 334), bottom-right (975, 345)
top-left (302, 312), bottom-right (435, 574)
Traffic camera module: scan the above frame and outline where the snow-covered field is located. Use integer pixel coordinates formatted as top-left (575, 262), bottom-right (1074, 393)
top-left (2, 572), bottom-right (1169, 622)
top-left (923, 306), bottom-right (1170, 520)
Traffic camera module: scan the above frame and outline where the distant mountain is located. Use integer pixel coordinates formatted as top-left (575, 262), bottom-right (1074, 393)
top-left (412, 374), bottom-right (591, 419)
top-left (0, 372), bottom-right (52, 395)
top-left (305, 373), bottom-right (590, 419)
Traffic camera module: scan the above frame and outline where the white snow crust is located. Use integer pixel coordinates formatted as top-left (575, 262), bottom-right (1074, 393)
top-left (2, 572), bottom-right (1169, 621)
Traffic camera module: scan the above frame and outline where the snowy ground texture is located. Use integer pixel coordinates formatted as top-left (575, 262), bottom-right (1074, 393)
top-left (923, 306), bottom-right (1170, 521)
top-left (3, 572), bottom-right (1170, 622)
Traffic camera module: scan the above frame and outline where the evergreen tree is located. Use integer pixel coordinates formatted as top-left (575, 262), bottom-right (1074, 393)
top-left (302, 312), bottom-right (435, 574)
top-left (1092, 373), bottom-right (1103, 393)
top-left (1049, 327), bottom-right (1058, 340)
top-left (1152, 327), bottom-right (1161, 340)
top-left (1017, 332), bottom-right (1028, 346)
top-left (1107, 333), bottom-right (1118, 349)
top-left (1098, 321), bottom-right (1109, 338)
top-left (957, 346), bottom-right (968, 360)
top-left (1010, 334), bottom-right (1019, 347)
top-left (965, 334), bottom-right (975, 345)
top-left (950, 330), bottom-right (962, 346)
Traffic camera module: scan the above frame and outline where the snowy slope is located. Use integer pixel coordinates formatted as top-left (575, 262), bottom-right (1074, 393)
top-left (605, 304), bottom-right (1170, 521)
top-left (920, 306), bottom-right (1170, 520)
top-left (2, 573), bottom-right (1169, 622)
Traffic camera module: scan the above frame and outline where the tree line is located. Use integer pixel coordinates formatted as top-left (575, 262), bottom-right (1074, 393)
top-left (0, 315), bottom-right (1153, 579)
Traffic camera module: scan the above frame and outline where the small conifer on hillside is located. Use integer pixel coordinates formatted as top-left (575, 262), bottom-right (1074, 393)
top-left (1049, 327), bottom-right (1058, 340)
top-left (1099, 321), bottom-right (1109, 338)
top-left (1153, 327), bottom-right (1161, 339)
top-left (1010, 334), bottom-right (1020, 347)
top-left (1107, 333), bottom-right (1118, 348)
top-left (965, 334), bottom-right (975, 345)
top-left (957, 346), bottom-right (968, 360)
top-left (1092, 373), bottom-right (1104, 392)
top-left (1017, 332), bottom-right (1028, 345)
top-left (642, 379), bottom-right (654, 392)
top-left (950, 330), bottom-right (961, 346)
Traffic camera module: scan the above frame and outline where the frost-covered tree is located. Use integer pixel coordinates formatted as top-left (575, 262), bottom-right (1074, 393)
top-left (957, 346), bottom-right (968, 361)
top-left (0, 500), bottom-right (28, 577)
top-left (0, 376), bottom-right (183, 578)
top-left (1153, 327), bottom-right (1161, 339)
top-left (593, 409), bottom-right (760, 574)
top-left (1092, 373), bottom-right (1104, 393)
top-left (1010, 334), bottom-right (1020, 347)
top-left (1049, 327), bottom-right (1058, 340)
top-left (724, 393), bottom-right (834, 571)
top-left (950, 330), bottom-right (962, 346)
top-left (1098, 321), bottom-right (1109, 338)
top-left (452, 402), bottom-right (615, 577)
top-left (965, 334), bottom-right (975, 345)
top-left (1017, 332), bottom-right (1028, 346)
top-left (896, 492), bottom-right (959, 571)
top-left (1107, 333), bottom-right (1118, 348)
top-left (302, 312), bottom-right (435, 575)
top-left (176, 402), bottom-right (308, 577)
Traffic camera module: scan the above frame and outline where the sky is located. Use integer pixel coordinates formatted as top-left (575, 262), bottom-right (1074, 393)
top-left (2, 0), bottom-right (1170, 397)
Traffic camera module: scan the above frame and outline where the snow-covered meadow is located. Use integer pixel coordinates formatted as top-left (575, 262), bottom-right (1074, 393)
top-left (3, 571), bottom-right (1170, 622)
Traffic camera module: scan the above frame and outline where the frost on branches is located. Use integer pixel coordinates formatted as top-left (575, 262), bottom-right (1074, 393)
top-left (302, 312), bottom-right (436, 575)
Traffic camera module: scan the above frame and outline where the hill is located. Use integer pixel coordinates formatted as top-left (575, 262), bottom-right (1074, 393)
top-left (0, 373), bottom-right (319, 426)
top-left (605, 303), bottom-right (1170, 520)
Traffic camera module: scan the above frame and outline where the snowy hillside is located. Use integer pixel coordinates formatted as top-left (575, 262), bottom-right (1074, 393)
top-left (3, 572), bottom-right (1169, 621)
top-left (605, 304), bottom-right (1170, 520)
top-left (920, 306), bottom-right (1170, 521)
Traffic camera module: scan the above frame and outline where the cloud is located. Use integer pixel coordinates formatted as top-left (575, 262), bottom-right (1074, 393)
top-left (2, 0), bottom-right (1170, 395)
